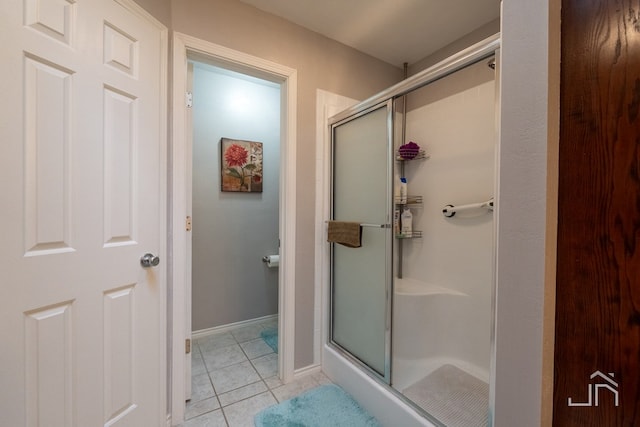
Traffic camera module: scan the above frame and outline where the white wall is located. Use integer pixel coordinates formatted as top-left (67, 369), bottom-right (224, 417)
top-left (191, 62), bottom-right (280, 330)
top-left (492, 0), bottom-right (558, 425)
top-left (392, 59), bottom-right (496, 386)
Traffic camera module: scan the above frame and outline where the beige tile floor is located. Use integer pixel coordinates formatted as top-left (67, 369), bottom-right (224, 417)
top-left (179, 318), bottom-right (332, 427)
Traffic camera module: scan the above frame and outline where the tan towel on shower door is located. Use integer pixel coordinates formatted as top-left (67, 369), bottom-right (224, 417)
top-left (327, 221), bottom-right (362, 248)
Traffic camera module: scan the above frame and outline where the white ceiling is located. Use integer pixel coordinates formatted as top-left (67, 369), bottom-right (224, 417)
top-left (238, 0), bottom-right (500, 67)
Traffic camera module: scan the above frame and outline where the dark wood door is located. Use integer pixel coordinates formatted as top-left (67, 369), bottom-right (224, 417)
top-left (554, 0), bottom-right (640, 425)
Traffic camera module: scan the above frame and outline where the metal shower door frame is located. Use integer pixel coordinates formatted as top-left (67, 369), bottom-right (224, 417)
top-left (328, 99), bottom-right (394, 384)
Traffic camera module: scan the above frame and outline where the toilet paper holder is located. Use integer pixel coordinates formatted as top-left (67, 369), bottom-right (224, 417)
top-left (262, 255), bottom-right (279, 268)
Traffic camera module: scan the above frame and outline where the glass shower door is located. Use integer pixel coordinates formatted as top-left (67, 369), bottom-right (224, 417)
top-left (330, 101), bottom-right (392, 382)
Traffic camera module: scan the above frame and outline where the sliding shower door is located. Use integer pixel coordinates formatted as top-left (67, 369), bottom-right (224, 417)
top-left (330, 101), bottom-right (393, 382)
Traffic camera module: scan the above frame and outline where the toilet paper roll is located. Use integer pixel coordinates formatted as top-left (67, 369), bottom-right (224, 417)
top-left (265, 255), bottom-right (279, 268)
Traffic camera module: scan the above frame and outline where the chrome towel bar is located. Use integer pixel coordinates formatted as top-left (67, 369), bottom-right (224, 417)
top-left (325, 221), bottom-right (390, 228)
top-left (360, 223), bottom-right (391, 228)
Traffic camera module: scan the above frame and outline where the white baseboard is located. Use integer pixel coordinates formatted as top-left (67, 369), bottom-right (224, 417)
top-left (294, 363), bottom-right (322, 378)
top-left (192, 314), bottom-right (278, 340)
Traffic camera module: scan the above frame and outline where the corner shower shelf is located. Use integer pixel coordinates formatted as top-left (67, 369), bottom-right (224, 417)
top-left (396, 150), bottom-right (430, 162)
top-left (395, 231), bottom-right (422, 239)
top-left (395, 196), bottom-right (422, 238)
top-left (396, 147), bottom-right (427, 278)
top-left (395, 195), bottom-right (423, 206)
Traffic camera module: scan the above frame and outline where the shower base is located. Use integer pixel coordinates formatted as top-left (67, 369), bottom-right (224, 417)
top-left (403, 364), bottom-right (488, 427)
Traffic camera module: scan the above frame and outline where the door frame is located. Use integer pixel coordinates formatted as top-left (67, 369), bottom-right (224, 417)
top-left (171, 32), bottom-right (297, 423)
top-left (314, 90), bottom-right (359, 365)
top-left (328, 100), bottom-right (394, 384)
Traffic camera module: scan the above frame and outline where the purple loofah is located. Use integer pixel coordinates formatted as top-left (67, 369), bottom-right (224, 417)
top-left (399, 141), bottom-right (420, 159)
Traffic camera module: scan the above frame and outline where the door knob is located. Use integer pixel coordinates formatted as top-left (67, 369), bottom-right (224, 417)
top-left (140, 253), bottom-right (160, 267)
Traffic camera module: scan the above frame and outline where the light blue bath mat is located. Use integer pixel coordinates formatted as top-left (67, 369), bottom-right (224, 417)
top-left (260, 327), bottom-right (278, 353)
top-left (254, 384), bottom-right (381, 427)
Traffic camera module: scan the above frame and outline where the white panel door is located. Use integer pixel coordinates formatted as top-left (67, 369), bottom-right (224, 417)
top-left (0, 1), bottom-right (166, 426)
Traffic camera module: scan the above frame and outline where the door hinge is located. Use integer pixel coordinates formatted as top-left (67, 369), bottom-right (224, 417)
top-left (186, 91), bottom-right (193, 108)
top-left (185, 338), bottom-right (191, 354)
top-left (186, 216), bottom-right (192, 232)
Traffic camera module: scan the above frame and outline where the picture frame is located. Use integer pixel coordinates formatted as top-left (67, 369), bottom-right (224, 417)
top-left (220, 138), bottom-right (263, 192)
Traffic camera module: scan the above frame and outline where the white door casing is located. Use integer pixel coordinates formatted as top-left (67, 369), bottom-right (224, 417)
top-left (171, 32), bottom-right (297, 424)
top-left (0, 1), bottom-right (167, 425)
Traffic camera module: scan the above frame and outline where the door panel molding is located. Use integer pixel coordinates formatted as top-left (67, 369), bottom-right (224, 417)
top-left (0, 0), bottom-right (167, 424)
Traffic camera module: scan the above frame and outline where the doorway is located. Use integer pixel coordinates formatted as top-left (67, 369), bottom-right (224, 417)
top-left (188, 57), bottom-right (281, 399)
top-left (189, 59), bottom-right (280, 334)
top-left (171, 33), bottom-right (298, 424)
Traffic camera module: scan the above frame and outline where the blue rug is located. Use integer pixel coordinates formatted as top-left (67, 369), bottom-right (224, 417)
top-left (254, 384), bottom-right (381, 427)
top-left (261, 327), bottom-right (278, 353)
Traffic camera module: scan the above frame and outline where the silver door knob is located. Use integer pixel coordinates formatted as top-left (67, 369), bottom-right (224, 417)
top-left (140, 253), bottom-right (160, 267)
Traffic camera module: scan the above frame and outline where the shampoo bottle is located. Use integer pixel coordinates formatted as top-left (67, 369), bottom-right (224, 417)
top-left (401, 207), bottom-right (413, 238)
top-left (399, 178), bottom-right (407, 204)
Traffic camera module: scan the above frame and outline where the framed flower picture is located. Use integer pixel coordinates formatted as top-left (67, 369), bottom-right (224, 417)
top-left (220, 138), bottom-right (263, 192)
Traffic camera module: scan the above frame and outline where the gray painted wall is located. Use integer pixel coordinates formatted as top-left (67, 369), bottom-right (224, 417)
top-left (408, 19), bottom-right (500, 75)
top-left (191, 62), bottom-right (280, 331)
top-left (133, 0), bottom-right (171, 27)
top-left (172, 0), bottom-right (403, 368)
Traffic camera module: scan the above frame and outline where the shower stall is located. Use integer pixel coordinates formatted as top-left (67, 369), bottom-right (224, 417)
top-left (326, 34), bottom-right (499, 427)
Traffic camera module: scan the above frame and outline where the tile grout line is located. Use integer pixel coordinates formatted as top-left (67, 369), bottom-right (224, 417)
top-left (190, 319), bottom-right (279, 426)
top-left (222, 321), bottom-right (272, 426)
top-left (199, 339), bottom-right (229, 426)
top-left (183, 342), bottom-right (223, 425)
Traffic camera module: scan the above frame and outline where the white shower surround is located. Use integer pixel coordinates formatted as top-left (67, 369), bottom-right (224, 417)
top-left (393, 287), bottom-right (490, 391)
top-left (320, 36), bottom-right (499, 427)
top-left (392, 59), bottom-right (496, 394)
top-left (319, 1), bottom-right (555, 424)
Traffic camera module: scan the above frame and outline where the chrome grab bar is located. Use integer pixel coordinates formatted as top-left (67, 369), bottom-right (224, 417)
top-left (442, 198), bottom-right (494, 217)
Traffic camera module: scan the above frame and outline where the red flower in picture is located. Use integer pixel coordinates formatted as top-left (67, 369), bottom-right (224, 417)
top-left (221, 138), bottom-right (263, 192)
top-left (224, 144), bottom-right (248, 167)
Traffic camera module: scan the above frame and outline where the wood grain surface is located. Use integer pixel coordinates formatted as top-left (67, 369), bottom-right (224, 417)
top-left (554, 0), bottom-right (640, 425)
